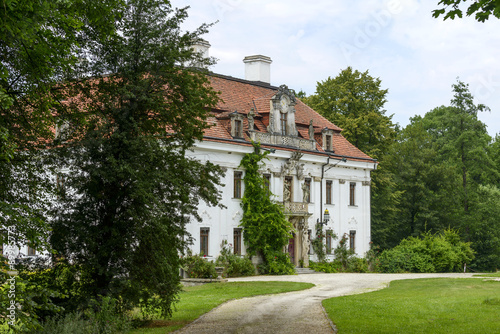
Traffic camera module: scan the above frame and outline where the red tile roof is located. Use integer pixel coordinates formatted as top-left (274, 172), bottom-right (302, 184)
top-left (204, 74), bottom-right (375, 163)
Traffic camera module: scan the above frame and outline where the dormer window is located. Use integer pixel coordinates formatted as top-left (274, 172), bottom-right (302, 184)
top-left (234, 119), bottom-right (243, 138)
top-left (230, 111), bottom-right (245, 138)
top-left (322, 128), bottom-right (334, 152)
top-left (280, 112), bottom-right (287, 136)
top-left (325, 134), bottom-right (332, 151)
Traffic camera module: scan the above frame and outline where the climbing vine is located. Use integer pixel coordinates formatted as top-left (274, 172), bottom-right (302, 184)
top-left (311, 223), bottom-right (327, 263)
top-left (240, 142), bottom-right (295, 274)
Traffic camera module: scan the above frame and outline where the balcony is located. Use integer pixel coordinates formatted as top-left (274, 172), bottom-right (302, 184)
top-left (249, 131), bottom-right (316, 150)
top-left (284, 201), bottom-right (310, 215)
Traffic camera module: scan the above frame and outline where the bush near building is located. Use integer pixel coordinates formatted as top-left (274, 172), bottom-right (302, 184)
top-left (378, 229), bottom-right (474, 273)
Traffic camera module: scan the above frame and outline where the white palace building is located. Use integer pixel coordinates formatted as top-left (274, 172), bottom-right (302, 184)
top-left (6, 46), bottom-right (377, 268)
top-left (187, 45), bottom-right (377, 267)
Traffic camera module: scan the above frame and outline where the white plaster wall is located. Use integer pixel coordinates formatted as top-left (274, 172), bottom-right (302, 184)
top-left (187, 140), bottom-right (376, 261)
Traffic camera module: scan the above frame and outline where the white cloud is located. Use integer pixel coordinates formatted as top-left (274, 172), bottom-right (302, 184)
top-left (172, 0), bottom-right (500, 137)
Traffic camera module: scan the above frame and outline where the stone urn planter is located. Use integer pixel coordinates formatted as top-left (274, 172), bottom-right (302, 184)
top-left (215, 266), bottom-right (224, 280)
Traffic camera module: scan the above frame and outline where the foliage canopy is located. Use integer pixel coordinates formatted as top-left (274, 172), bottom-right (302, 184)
top-left (239, 142), bottom-right (294, 275)
top-left (48, 0), bottom-right (224, 318)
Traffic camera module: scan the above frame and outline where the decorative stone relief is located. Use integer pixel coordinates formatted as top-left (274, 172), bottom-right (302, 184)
top-left (272, 171), bottom-right (282, 177)
top-left (301, 182), bottom-right (310, 203)
top-left (348, 217), bottom-right (358, 225)
top-left (339, 179), bottom-right (346, 184)
top-left (200, 210), bottom-right (212, 224)
top-left (232, 210), bottom-right (242, 222)
top-left (296, 163), bottom-right (305, 180)
top-left (268, 112), bottom-right (275, 133)
top-left (313, 176), bottom-right (322, 182)
top-left (281, 151), bottom-right (303, 175)
top-left (362, 181), bottom-right (371, 186)
top-left (247, 109), bottom-right (255, 131)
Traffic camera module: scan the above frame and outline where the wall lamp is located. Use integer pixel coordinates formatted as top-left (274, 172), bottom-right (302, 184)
top-left (260, 147), bottom-right (276, 153)
top-left (317, 208), bottom-right (330, 227)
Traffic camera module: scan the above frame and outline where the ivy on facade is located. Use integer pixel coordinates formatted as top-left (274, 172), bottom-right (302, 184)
top-left (239, 142), bottom-right (294, 274)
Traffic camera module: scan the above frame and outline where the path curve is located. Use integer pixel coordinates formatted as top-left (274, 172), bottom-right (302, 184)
top-left (175, 273), bottom-right (477, 334)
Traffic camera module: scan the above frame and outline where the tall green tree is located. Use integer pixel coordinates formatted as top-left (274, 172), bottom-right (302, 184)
top-left (433, 0), bottom-right (500, 22)
top-left (374, 118), bottom-right (459, 248)
top-left (469, 184), bottom-right (500, 271)
top-left (302, 67), bottom-right (398, 252)
top-left (50, 0), bottom-right (224, 317)
top-left (0, 0), bottom-right (120, 252)
top-left (302, 67), bottom-right (395, 160)
top-left (420, 80), bottom-right (492, 215)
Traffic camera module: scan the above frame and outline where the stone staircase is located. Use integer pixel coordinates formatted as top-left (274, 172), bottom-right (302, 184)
top-left (295, 267), bottom-right (317, 274)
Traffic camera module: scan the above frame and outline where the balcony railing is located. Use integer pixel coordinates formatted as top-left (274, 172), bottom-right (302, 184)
top-left (249, 131), bottom-right (316, 150)
top-left (284, 201), bottom-right (309, 215)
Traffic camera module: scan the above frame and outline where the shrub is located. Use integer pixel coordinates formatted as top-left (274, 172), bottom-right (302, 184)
top-left (0, 268), bottom-right (64, 332)
top-left (86, 296), bottom-right (131, 334)
top-left (215, 242), bottom-right (254, 278)
top-left (181, 252), bottom-right (217, 279)
top-left (334, 233), bottom-right (355, 270)
top-left (365, 242), bottom-right (381, 272)
top-left (259, 251), bottom-right (295, 275)
top-left (19, 260), bottom-right (94, 317)
top-left (378, 229), bottom-right (474, 273)
top-left (32, 312), bottom-right (89, 334)
top-left (309, 261), bottom-right (342, 273)
top-left (31, 297), bottom-right (131, 334)
top-left (347, 257), bottom-right (369, 273)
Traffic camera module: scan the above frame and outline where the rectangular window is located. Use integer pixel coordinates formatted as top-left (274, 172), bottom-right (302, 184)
top-left (304, 178), bottom-right (311, 203)
top-left (233, 228), bottom-right (242, 255)
top-left (56, 173), bottom-right (66, 198)
top-left (27, 245), bottom-right (36, 256)
top-left (326, 230), bottom-right (333, 254)
top-left (349, 182), bottom-right (356, 206)
top-left (284, 176), bottom-right (293, 202)
top-left (326, 180), bottom-right (332, 205)
top-left (200, 228), bottom-right (209, 256)
top-left (234, 119), bottom-right (243, 138)
top-left (280, 112), bottom-right (288, 136)
top-left (349, 230), bottom-right (356, 252)
top-left (234, 171), bottom-right (243, 198)
top-left (264, 174), bottom-right (271, 195)
top-left (325, 134), bottom-right (332, 151)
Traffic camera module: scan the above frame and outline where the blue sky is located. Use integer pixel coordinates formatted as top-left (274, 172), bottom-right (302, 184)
top-left (172, 0), bottom-right (500, 137)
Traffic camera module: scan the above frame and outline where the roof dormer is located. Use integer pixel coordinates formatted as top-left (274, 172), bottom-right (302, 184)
top-left (268, 85), bottom-right (298, 137)
top-left (230, 111), bottom-right (245, 139)
top-left (322, 128), bottom-right (335, 152)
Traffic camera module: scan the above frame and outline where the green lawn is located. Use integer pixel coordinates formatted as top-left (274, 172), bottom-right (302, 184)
top-left (130, 281), bottom-right (314, 333)
top-left (475, 271), bottom-right (500, 278)
top-left (323, 278), bottom-right (500, 334)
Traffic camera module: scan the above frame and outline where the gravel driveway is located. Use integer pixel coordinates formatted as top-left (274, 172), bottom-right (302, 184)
top-left (175, 272), bottom-right (477, 334)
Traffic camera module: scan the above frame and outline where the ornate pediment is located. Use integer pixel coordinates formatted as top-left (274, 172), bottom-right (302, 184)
top-left (268, 85), bottom-right (298, 136)
top-left (281, 151), bottom-right (303, 176)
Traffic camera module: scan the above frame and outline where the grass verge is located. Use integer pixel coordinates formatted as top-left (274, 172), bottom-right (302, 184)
top-left (474, 271), bottom-right (500, 278)
top-left (322, 278), bottom-right (500, 334)
top-left (130, 281), bottom-right (314, 333)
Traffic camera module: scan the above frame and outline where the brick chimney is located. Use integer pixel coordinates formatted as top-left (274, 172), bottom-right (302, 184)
top-left (243, 55), bottom-right (272, 84)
